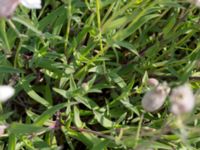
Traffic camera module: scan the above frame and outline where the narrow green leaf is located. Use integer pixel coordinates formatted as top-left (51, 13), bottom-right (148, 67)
top-left (12, 16), bottom-right (42, 36)
top-left (67, 130), bottom-right (93, 148)
top-left (114, 41), bottom-right (139, 56)
top-left (94, 111), bottom-right (114, 128)
top-left (8, 133), bottom-right (16, 150)
top-left (39, 6), bottom-right (66, 30)
top-left (8, 123), bottom-right (46, 136)
top-left (110, 77), bottom-right (135, 106)
top-left (74, 96), bottom-right (98, 110)
top-left (91, 140), bottom-right (110, 150)
top-left (163, 15), bottom-right (176, 38)
top-left (0, 112), bottom-right (13, 121)
top-left (0, 20), bottom-right (10, 52)
top-left (0, 66), bottom-right (24, 73)
top-left (20, 78), bottom-right (50, 107)
top-left (113, 14), bottom-right (159, 41)
top-left (70, 75), bottom-right (77, 90)
top-left (73, 106), bottom-right (84, 128)
top-left (109, 71), bottom-right (127, 88)
top-left (34, 103), bottom-right (67, 126)
top-left (53, 88), bottom-right (73, 99)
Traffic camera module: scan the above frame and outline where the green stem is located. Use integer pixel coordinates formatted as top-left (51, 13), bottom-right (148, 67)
top-left (14, 39), bottom-right (22, 68)
top-left (134, 113), bottom-right (144, 148)
top-left (0, 20), bottom-right (10, 54)
top-left (96, 0), bottom-right (104, 54)
top-left (75, 0), bottom-right (106, 78)
top-left (0, 103), bottom-right (3, 113)
top-left (7, 20), bottom-right (21, 38)
top-left (64, 0), bottom-right (72, 57)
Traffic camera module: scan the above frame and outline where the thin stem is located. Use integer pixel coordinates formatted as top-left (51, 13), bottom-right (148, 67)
top-left (0, 103), bottom-right (3, 113)
top-left (64, 0), bottom-right (72, 57)
top-left (75, 46), bottom-right (109, 78)
top-left (76, 0), bottom-right (134, 77)
top-left (70, 126), bottom-right (114, 140)
top-left (134, 113), bottom-right (144, 148)
top-left (96, 0), bottom-right (103, 54)
top-left (14, 39), bottom-right (22, 68)
top-left (176, 116), bottom-right (192, 149)
top-left (0, 20), bottom-right (10, 53)
top-left (7, 20), bottom-right (22, 38)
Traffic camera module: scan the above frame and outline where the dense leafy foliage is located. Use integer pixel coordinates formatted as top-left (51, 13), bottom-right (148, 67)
top-left (0, 0), bottom-right (200, 149)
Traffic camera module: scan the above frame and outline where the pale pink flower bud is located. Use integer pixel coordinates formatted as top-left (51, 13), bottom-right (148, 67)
top-left (82, 83), bottom-right (89, 91)
top-left (48, 121), bottom-right (57, 129)
top-left (0, 0), bottom-right (19, 18)
top-left (0, 125), bottom-right (7, 135)
top-left (147, 78), bottom-right (159, 87)
top-left (0, 0), bottom-right (41, 18)
top-left (142, 82), bottom-right (170, 112)
top-left (170, 84), bottom-right (195, 115)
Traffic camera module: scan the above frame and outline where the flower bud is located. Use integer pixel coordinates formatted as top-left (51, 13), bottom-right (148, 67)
top-left (0, 0), bottom-right (41, 18)
top-left (170, 84), bottom-right (195, 115)
top-left (82, 83), bottom-right (89, 91)
top-left (0, 125), bottom-right (7, 135)
top-left (147, 78), bottom-right (159, 87)
top-left (0, 85), bottom-right (15, 102)
top-left (142, 82), bottom-right (170, 112)
top-left (0, 0), bottom-right (19, 18)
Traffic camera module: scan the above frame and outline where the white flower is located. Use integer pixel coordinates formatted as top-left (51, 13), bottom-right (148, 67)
top-left (142, 82), bottom-right (170, 112)
top-left (0, 85), bottom-right (15, 102)
top-left (0, 0), bottom-right (41, 18)
top-left (20, 0), bottom-right (41, 9)
top-left (170, 84), bottom-right (195, 115)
